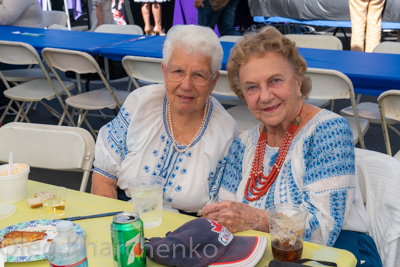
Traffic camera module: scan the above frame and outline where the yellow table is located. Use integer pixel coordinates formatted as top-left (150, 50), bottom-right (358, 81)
top-left (2, 181), bottom-right (357, 266)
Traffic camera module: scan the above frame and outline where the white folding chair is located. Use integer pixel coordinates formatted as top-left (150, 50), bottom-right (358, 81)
top-left (355, 148), bottom-right (400, 266)
top-left (95, 24), bottom-right (144, 35)
top-left (219, 35), bottom-right (243, 42)
top-left (340, 42), bottom-right (400, 141)
top-left (213, 70), bottom-right (259, 133)
top-left (212, 70), bottom-right (244, 106)
top-left (378, 90), bottom-right (400, 160)
top-left (0, 122), bottom-right (95, 192)
top-left (92, 24), bottom-right (144, 91)
top-left (42, 48), bottom-right (131, 137)
top-left (285, 34), bottom-right (344, 110)
top-left (122, 55), bottom-right (164, 88)
top-left (0, 41), bottom-right (75, 124)
top-left (306, 68), bottom-right (369, 149)
top-left (285, 34), bottom-right (343, 50)
top-left (48, 24), bottom-right (69, 30)
top-left (42, 10), bottom-right (69, 28)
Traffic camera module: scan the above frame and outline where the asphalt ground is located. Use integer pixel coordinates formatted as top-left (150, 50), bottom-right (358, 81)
top-left (1, 11), bottom-right (399, 193)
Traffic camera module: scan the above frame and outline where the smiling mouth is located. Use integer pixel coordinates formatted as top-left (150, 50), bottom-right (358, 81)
top-left (178, 95), bottom-right (194, 101)
top-left (263, 104), bottom-right (280, 111)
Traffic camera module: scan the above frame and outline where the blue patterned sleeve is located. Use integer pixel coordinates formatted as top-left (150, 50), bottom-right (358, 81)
top-left (301, 117), bottom-right (356, 246)
top-left (210, 137), bottom-right (246, 201)
top-left (93, 105), bottom-right (132, 180)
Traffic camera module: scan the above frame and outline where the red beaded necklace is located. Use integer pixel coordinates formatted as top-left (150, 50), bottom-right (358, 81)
top-left (244, 106), bottom-right (303, 201)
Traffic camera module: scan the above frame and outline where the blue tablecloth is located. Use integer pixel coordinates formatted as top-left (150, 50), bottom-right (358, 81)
top-left (95, 37), bottom-right (400, 96)
top-left (1, 26), bottom-right (399, 97)
top-left (0, 26), bottom-right (144, 54)
top-left (254, 16), bottom-right (400, 30)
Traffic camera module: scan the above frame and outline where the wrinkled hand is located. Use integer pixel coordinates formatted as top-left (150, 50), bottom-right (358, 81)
top-left (201, 200), bottom-right (270, 233)
top-left (194, 0), bottom-right (204, 9)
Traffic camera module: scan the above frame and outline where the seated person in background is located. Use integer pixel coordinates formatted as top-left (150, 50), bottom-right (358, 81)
top-left (0, 0), bottom-right (44, 28)
top-left (201, 26), bottom-right (382, 266)
top-left (91, 24), bottom-right (239, 215)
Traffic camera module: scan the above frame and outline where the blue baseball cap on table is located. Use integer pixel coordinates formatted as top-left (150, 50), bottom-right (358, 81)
top-left (145, 217), bottom-right (268, 267)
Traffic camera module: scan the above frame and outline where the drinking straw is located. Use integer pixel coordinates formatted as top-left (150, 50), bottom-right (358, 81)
top-left (8, 151), bottom-right (13, 176)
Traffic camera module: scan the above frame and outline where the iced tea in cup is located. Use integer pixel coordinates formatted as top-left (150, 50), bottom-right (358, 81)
top-left (38, 186), bottom-right (68, 219)
top-left (128, 176), bottom-right (164, 228)
top-left (265, 204), bottom-right (307, 262)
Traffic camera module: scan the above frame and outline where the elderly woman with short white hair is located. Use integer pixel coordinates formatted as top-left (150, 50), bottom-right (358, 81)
top-left (91, 24), bottom-right (239, 215)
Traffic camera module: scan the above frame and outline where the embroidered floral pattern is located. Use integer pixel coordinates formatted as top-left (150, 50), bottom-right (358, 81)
top-left (217, 111), bottom-right (357, 246)
top-left (106, 106), bottom-right (131, 161)
top-left (303, 117), bottom-right (355, 185)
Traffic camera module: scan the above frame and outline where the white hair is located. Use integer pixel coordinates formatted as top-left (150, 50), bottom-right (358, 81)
top-left (163, 24), bottom-right (223, 74)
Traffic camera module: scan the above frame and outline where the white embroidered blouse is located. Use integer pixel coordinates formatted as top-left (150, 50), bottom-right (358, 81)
top-left (215, 109), bottom-right (369, 246)
top-left (94, 84), bottom-right (239, 213)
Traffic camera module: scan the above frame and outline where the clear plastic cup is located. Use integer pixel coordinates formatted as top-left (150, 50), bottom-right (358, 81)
top-left (128, 176), bottom-right (164, 228)
top-left (265, 204), bottom-right (308, 262)
top-left (37, 186), bottom-right (68, 219)
top-left (0, 163), bottom-right (30, 203)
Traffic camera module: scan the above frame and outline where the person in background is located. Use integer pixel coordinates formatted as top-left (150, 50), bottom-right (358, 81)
top-left (134, 0), bottom-right (168, 35)
top-left (111, 0), bottom-right (127, 25)
top-left (194, 0), bottom-right (241, 37)
top-left (90, 0), bottom-right (115, 31)
top-left (349, 0), bottom-right (385, 52)
top-left (91, 25), bottom-right (239, 215)
top-left (0, 0), bottom-right (43, 28)
top-left (201, 26), bottom-right (382, 267)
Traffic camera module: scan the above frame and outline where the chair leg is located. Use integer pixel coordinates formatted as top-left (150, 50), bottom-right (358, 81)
top-left (83, 117), bottom-right (98, 138)
top-left (13, 101), bottom-right (31, 123)
top-left (40, 100), bottom-right (62, 119)
top-left (330, 100), bottom-right (335, 111)
top-left (76, 109), bottom-right (90, 127)
top-left (18, 102), bottom-right (34, 123)
top-left (0, 100), bottom-right (13, 123)
top-left (388, 125), bottom-right (400, 137)
top-left (80, 171), bottom-right (90, 192)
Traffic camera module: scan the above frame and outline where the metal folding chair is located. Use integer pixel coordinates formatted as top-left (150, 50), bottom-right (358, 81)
top-left (0, 41), bottom-right (75, 124)
top-left (0, 122), bottom-right (95, 192)
top-left (42, 48), bottom-right (130, 137)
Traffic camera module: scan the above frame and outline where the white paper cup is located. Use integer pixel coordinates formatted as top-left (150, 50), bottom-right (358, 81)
top-left (0, 163), bottom-right (30, 203)
top-left (128, 176), bottom-right (164, 228)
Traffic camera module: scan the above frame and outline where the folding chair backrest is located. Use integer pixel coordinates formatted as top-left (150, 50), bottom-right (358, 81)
top-left (372, 41), bottom-right (400, 54)
top-left (378, 90), bottom-right (400, 157)
top-left (219, 35), bottom-right (243, 42)
top-left (95, 24), bottom-right (144, 35)
top-left (0, 41), bottom-right (42, 66)
top-left (48, 24), bottom-right (69, 30)
top-left (212, 70), bottom-right (244, 105)
top-left (285, 34), bottom-right (343, 50)
top-left (43, 10), bottom-right (68, 28)
top-left (42, 48), bottom-right (100, 75)
top-left (306, 68), bottom-right (352, 100)
top-left (213, 70), bottom-right (234, 97)
top-left (0, 122), bottom-right (95, 191)
top-left (306, 68), bottom-right (366, 148)
top-left (122, 55), bottom-right (164, 84)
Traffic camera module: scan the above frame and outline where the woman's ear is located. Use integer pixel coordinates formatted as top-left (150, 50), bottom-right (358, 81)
top-left (161, 63), bottom-right (167, 81)
top-left (296, 77), bottom-right (302, 97)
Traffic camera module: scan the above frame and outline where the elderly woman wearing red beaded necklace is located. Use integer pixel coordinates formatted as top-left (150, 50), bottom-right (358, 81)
top-left (201, 27), bottom-right (382, 266)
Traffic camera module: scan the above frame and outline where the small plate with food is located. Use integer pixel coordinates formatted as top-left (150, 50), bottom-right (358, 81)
top-left (0, 219), bottom-right (84, 262)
